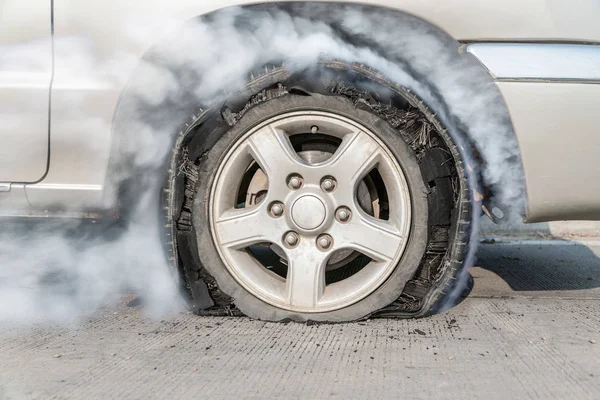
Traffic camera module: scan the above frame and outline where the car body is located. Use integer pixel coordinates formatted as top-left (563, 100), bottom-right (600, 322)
top-left (1, 0), bottom-right (600, 222)
top-left (1, 1), bottom-right (600, 321)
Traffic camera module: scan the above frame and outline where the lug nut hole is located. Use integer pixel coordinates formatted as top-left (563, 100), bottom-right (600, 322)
top-left (320, 176), bottom-right (337, 192)
top-left (287, 174), bottom-right (304, 190)
top-left (283, 232), bottom-right (300, 248)
top-left (335, 207), bottom-right (352, 223)
top-left (316, 234), bottom-right (333, 251)
top-left (269, 202), bottom-right (285, 218)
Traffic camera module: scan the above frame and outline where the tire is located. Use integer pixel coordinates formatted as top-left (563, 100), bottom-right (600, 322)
top-left (168, 63), bottom-right (473, 322)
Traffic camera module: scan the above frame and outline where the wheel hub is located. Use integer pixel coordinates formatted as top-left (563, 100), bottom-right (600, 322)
top-left (290, 195), bottom-right (327, 231)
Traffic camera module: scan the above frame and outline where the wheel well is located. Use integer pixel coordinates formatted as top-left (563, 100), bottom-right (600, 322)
top-left (163, 62), bottom-right (475, 317)
top-left (108, 3), bottom-right (522, 217)
top-left (105, 3), bottom-right (522, 314)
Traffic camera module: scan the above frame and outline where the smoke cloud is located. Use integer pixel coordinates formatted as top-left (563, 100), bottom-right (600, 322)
top-left (0, 3), bottom-right (523, 324)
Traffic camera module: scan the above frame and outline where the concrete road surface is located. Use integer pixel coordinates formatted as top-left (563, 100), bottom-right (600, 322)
top-left (1, 240), bottom-right (599, 400)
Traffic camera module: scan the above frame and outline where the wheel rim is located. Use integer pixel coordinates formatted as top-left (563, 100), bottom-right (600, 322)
top-left (209, 111), bottom-right (412, 313)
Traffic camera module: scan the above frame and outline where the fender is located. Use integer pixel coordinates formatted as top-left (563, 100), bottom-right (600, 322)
top-left (107, 3), bottom-right (522, 207)
top-left (26, 2), bottom-right (529, 217)
top-left (105, 4), bottom-right (518, 316)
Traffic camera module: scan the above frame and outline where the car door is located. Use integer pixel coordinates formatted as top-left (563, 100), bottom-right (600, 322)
top-left (0, 0), bottom-right (52, 183)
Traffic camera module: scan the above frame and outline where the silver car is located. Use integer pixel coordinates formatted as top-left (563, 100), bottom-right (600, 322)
top-left (1, 0), bottom-right (599, 322)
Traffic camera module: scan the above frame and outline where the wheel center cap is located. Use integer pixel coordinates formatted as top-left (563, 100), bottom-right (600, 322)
top-left (291, 195), bottom-right (327, 230)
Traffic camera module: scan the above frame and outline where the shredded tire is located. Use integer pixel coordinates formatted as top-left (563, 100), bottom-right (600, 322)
top-left (164, 63), bottom-right (473, 320)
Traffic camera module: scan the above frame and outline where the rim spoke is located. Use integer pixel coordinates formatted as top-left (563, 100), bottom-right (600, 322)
top-left (286, 243), bottom-right (328, 308)
top-left (326, 131), bottom-right (382, 189)
top-left (246, 124), bottom-right (303, 185)
top-left (334, 214), bottom-right (404, 262)
top-left (214, 206), bottom-right (278, 249)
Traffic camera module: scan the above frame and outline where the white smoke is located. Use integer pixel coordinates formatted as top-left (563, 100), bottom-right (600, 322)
top-left (117, 4), bottom-right (522, 206)
top-left (0, 4), bottom-right (524, 324)
top-left (0, 220), bottom-right (182, 325)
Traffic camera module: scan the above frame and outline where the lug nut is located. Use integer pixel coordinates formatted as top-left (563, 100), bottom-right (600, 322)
top-left (288, 174), bottom-right (304, 190)
top-left (270, 202), bottom-right (284, 217)
top-left (317, 234), bottom-right (333, 251)
top-left (321, 177), bottom-right (337, 192)
top-left (311, 126), bottom-right (319, 134)
top-left (284, 232), bottom-right (300, 248)
top-left (335, 207), bottom-right (351, 223)
top-left (318, 236), bottom-right (330, 248)
top-left (286, 234), bottom-right (298, 246)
